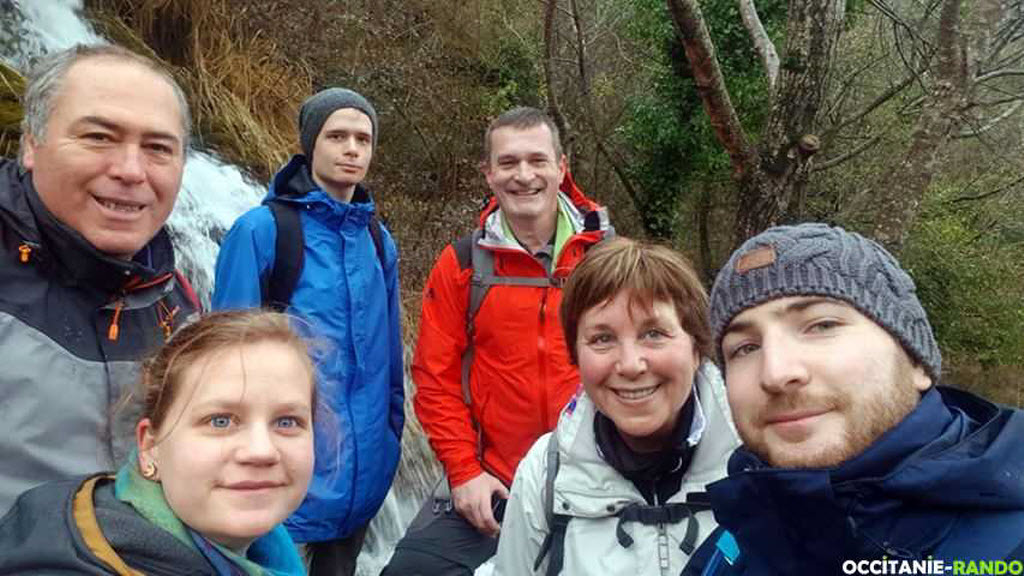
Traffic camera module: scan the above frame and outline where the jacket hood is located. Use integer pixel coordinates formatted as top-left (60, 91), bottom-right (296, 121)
top-left (477, 168), bottom-right (610, 252)
top-left (265, 154), bottom-right (375, 207)
top-left (0, 159), bottom-right (178, 294)
top-left (708, 386), bottom-right (1024, 569)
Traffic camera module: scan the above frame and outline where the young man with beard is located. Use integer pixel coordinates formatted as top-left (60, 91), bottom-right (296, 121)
top-left (213, 88), bottom-right (403, 576)
top-left (698, 223), bottom-right (1024, 574)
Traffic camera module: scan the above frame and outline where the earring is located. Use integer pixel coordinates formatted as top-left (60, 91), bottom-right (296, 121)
top-left (141, 460), bottom-right (158, 480)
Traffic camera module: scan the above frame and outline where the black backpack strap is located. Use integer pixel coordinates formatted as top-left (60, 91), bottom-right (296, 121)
top-left (614, 499), bottom-right (713, 560)
top-left (265, 200), bottom-right (304, 312)
top-left (368, 214), bottom-right (387, 268)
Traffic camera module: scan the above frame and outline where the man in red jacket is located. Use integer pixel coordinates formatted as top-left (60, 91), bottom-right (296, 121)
top-left (384, 107), bottom-right (612, 575)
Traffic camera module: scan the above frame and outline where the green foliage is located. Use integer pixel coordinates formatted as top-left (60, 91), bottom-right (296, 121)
top-left (479, 28), bottom-right (542, 115)
top-left (902, 188), bottom-right (1024, 368)
top-left (615, 0), bottom-right (785, 240)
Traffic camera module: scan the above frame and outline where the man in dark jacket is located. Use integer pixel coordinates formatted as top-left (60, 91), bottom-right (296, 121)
top-left (699, 223), bottom-right (1024, 574)
top-left (0, 44), bottom-right (198, 515)
top-left (213, 88), bottom-right (403, 576)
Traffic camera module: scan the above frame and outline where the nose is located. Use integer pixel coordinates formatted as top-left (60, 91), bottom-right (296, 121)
top-left (108, 144), bottom-right (146, 184)
top-left (759, 337), bottom-right (809, 393)
top-left (236, 424), bottom-right (281, 465)
top-left (615, 340), bottom-right (647, 380)
top-left (341, 136), bottom-right (360, 157)
top-left (513, 160), bottom-right (534, 182)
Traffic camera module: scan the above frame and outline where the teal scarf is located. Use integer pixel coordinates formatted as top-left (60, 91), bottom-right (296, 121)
top-left (113, 453), bottom-right (305, 576)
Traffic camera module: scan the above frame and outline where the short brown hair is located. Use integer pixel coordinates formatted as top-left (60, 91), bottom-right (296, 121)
top-left (560, 237), bottom-right (711, 364)
top-left (134, 309), bottom-right (315, 432)
top-left (483, 106), bottom-right (562, 163)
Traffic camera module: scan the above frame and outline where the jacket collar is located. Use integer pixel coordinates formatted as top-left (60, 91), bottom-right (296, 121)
top-left (708, 387), bottom-right (1024, 569)
top-left (266, 153), bottom-right (374, 206)
top-left (553, 362), bottom-right (739, 516)
top-left (1, 160), bottom-right (176, 295)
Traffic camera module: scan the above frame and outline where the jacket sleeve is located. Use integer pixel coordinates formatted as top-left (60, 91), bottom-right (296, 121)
top-left (491, 434), bottom-right (551, 575)
top-left (212, 207), bottom-right (275, 310)
top-left (382, 226), bottom-right (405, 441)
top-left (411, 244), bottom-right (481, 487)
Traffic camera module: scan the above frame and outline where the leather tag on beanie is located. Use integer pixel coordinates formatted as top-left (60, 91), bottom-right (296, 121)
top-left (736, 245), bottom-right (776, 273)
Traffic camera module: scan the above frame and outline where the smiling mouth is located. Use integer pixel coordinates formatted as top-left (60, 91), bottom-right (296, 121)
top-left (95, 197), bottom-right (145, 213)
top-left (766, 409), bottom-right (829, 426)
top-left (612, 384), bottom-right (660, 401)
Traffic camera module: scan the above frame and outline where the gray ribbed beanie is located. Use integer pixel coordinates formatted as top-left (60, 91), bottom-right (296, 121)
top-left (709, 223), bottom-right (941, 383)
top-left (299, 87), bottom-right (378, 161)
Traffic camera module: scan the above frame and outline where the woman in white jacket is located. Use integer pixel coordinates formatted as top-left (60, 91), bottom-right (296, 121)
top-left (490, 237), bottom-right (739, 576)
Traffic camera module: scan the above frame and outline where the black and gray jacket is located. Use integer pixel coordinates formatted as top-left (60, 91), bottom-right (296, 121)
top-left (0, 475), bottom-right (215, 574)
top-left (0, 159), bottom-right (199, 515)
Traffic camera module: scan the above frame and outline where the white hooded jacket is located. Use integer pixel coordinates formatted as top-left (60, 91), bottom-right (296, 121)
top-left (490, 361), bottom-right (739, 575)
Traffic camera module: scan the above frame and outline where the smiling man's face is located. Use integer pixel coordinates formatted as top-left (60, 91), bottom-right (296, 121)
top-left (22, 56), bottom-right (185, 259)
top-left (484, 123), bottom-right (565, 230)
top-left (721, 296), bottom-right (931, 468)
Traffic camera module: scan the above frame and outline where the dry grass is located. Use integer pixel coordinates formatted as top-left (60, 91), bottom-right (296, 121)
top-left (0, 61), bottom-right (25, 159)
top-left (87, 0), bottom-right (311, 181)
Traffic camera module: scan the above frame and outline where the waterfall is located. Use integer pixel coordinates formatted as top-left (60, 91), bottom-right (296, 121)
top-left (1, 1), bottom-right (438, 572)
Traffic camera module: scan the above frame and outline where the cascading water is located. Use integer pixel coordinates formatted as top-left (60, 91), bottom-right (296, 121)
top-left (1, 1), bottom-right (439, 572)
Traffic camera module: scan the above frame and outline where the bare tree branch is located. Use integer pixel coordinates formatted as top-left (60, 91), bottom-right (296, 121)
top-left (951, 172), bottom-right (1024, 203)
top-left (737, 0), bottom-right (780, 90)
top-left (813, 134), bottom-right (884, 171)
top-left (665, 0), bottom-right (755, 176)
top-left (955, 99), bottom-right (1023, 138)
top-left (543, 0), bottom-right (573, 154)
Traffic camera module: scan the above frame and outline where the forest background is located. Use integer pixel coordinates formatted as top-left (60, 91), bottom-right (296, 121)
top-left (1, 0), bottom-right (1022, 407)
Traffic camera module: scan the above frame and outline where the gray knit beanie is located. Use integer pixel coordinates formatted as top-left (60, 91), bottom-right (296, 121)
top-left (299, 87), bottom-right (378, 161)
top-left (709, 223), bottom-right (941, 383)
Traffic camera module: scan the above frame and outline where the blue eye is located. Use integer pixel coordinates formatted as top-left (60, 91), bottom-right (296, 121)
top-left (277, 416), bottom-right (299, 429)
top-left (209, 415), bottom-right (232, 429)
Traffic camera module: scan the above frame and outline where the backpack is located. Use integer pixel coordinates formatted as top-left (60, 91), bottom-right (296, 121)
top-left (262, 199), bottom-right (386, 311)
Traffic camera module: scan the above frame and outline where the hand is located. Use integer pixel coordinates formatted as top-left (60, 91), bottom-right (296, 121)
top-left (450, 471), bottom-right (509, 537)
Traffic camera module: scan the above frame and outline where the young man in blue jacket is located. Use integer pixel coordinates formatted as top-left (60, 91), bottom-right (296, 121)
top-left (697, 223), bottom-right (1024, 574)
top-left (213, 88), bottom-right (403, 576)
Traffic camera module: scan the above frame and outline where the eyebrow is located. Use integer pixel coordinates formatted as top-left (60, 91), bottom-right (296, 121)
top-left (324, 128), bottom-right (371, 137)
top-left (723, 297), bottom-right (839, 338)
top-left (76, 115), bottom-right (182, 146)
top-left (190, 399), bottom-right (311, 414)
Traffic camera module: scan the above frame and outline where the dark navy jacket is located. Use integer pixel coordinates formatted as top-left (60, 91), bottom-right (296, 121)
top-left (213, 155), bottom-right (404, 542)
top-left (699, 387), bottom-right (1024, 575)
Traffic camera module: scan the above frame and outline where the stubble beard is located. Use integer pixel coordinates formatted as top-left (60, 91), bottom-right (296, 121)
top-left (739, 357), bottom-right (922, 469)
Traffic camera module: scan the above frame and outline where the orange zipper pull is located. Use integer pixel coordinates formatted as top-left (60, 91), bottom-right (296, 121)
top-left (18, 244), bottom-right (31, 263)
top-left (108, 301), bottom-right (124, 341)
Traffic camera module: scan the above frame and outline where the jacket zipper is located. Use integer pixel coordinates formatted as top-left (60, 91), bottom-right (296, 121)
top-left (653, 490), bottom-right (671, 575)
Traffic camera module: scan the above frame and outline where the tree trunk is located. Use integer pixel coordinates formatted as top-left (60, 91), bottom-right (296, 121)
top-left (870, 0), bottom-right (965, 252)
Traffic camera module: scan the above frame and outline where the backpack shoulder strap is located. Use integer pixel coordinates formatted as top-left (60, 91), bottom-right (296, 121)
top-left (266, 200), bottom-right (304, 312)
top-left (458, 229), bottom-right (487, 414)
top-left (172, 270), bottom-right (202, 313)
top-left (369, 214), bottom-right (387, 268)
top-left (533, 433), bottom-right (569, 576)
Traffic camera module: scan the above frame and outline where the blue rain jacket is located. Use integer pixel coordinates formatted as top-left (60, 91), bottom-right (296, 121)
top-left (213, 155), bottom-right (404, 542)
top-left (699, 387), bottom-right (1024, 575)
